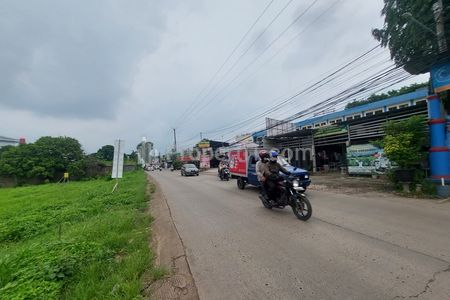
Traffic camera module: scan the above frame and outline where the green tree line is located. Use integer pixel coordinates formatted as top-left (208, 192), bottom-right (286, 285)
top-left (0, 137), bottom-right (137, 184)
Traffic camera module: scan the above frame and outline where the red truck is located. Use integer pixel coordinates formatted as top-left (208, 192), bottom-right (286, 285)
top-left (228, 146), bottom-right (311, 190)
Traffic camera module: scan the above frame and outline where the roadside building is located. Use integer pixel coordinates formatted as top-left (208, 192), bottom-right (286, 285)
top-left (255, 88), bottom-right (429, 174)
top-left (0, 136), bottom-right (23, 148)
top-left (137, 140), bottom-right (153, 164)
top-left (194, 139), bottom-right (230, 169)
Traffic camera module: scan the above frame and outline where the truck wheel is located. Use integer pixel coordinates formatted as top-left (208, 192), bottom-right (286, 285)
top-left (237, 178), bottom-right (246, 190)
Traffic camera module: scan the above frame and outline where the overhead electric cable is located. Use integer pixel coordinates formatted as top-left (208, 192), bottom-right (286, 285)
top-left (175, 0), bottom-right (276, 128)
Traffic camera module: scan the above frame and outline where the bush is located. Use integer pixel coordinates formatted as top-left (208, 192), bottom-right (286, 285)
top-left (383, 116), bottom-right (427, 169)
top-left (421, 180), bottom-right (437, 196)
top-left (172, 160), bottom-right (183, 170)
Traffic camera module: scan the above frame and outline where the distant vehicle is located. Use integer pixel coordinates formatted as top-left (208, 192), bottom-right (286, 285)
top-left (170, 164), bottom-right (181, 171)
top-left (181, 164), bottom-right (199, 176)
top-left (228, 147), bottom-right (311, 190)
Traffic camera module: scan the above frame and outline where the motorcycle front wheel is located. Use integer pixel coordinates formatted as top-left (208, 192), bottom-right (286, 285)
top-left (291, 194), bottom-right (312, 221)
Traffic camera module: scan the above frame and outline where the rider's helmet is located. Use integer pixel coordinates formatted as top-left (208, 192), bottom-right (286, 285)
top-left (259, 150), bottom-right (268, 159)
top-left (269, 150), bottom-right (278, 162)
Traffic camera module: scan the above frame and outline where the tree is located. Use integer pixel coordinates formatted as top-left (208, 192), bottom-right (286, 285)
top-left (0, 136), bottom-right (85, 180)
top-left (127, 150), bottom-right (138, 162)
top-left (96, 145), bottom-right (115, 161)
top-left (0, 144), bottom-right (40, 179)
top-left (382, 116), bottom-right (428, 168)
top-left (345, 82), bottom-right (429, 109)
top-left (372, 0), bottom-right (450, 74)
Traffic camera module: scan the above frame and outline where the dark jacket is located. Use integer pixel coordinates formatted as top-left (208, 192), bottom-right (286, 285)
top-left (263, 161), bottom-right (290, 178)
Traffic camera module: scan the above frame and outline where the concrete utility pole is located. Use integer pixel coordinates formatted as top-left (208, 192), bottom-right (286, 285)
top-left (432, 0), bottom-right (447, 53)
top-left (200, 132), bottom-right (203, 140)
top-left (173, 128), bottom-right (177, 153)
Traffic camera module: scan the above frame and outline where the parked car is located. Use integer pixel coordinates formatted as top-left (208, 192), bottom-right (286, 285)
top-left (181, 164), bottom-right (199, 176)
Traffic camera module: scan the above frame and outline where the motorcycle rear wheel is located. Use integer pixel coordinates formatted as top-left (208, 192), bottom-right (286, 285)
top-left (291, 195), bottom-right (312, 221)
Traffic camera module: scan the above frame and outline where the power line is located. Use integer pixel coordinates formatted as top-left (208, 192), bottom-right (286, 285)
top-left (216, 57), bottom-right (423, 144)
top-left (200, 0), bottom-right (344, 111)
top-left (224, 70), bottom-right (413, 146)
top-left (201, 44), bottom-right (383, 137)
top-left (180, 0), bottom-right (345, 126)
top-left (174, 12), bottom-right (440, 150)
top-left (175, 0), bottom-right (277, 128)
top-left (177, 0), bottom-right (303, 127)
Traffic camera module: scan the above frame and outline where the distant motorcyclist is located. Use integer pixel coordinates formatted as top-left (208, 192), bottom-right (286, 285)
top-left (256, 150), bottom-right (269, 197)
top-left (263, 151), bottom-right (291, 202)
top-left (218, 158), bottom-right (229, 178)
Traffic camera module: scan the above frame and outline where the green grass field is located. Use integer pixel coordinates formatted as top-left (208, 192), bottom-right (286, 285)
top-left (0, 170), bottom-right (161, 299)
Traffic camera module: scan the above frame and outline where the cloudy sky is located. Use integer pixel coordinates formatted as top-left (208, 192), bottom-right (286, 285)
top-left (0, 0), bottom-right (428, 154)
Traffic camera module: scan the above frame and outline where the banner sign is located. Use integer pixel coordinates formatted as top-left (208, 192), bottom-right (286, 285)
top-left (181, 156), bottom-right (191, 162)
top-left (229, 149), bottom-right (247, 176)
top-left (347, 143), bottom-right (392, 175)
top-left (112, 139), bottom-right (125, 179)
top-left (315, 125), bottom-right (347, 138)
top-left (200, 155), bottom-right (210, 169)
top-left (431, 61), bottom-right (450, 93)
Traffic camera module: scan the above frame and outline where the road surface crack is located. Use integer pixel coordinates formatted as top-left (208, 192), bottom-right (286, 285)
top-left (391, 265), bottom-right (450, 299)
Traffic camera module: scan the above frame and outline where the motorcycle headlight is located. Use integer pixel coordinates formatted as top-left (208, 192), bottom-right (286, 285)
top-left (293, 180), bottom-right (300, 187)
top-left (304, 174), bottom-right (309, 179)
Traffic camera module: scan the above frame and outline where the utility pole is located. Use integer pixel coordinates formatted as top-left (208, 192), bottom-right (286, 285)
top-left (200, 132), bottom-right (203, 140)
top-left (432, 0), bottom-right (447, 53)
top-left (173, 128), bottom-right (177, 153)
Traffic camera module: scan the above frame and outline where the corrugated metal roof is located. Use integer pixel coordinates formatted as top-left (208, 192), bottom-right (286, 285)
top-left (251, 88), bottom-right (428, 138)
top-left (252, 129), bottom-right (267, 138)
top-left (295, 88), bottom-right (428, 127)
top-left (0, 136), bottom-right (19, 143)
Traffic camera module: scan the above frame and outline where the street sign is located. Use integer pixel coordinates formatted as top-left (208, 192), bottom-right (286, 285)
top-left (112, 139), bottom-right (125, 179)
top-left (431, 61), bottom-right (450, 93)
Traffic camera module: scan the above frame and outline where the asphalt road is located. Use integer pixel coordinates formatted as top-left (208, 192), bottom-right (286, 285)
top-left (152, 170), bottom-right (450, 300)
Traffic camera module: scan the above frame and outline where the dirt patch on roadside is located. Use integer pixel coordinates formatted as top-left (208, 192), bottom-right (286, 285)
top-left (309, 173), bottom-right (393, 195)
top-left (142, 175), bottom-right (199, 300)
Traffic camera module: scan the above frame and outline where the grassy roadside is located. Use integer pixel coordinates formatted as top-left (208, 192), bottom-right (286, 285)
top-left (0, 170), bottom-right (162, 299)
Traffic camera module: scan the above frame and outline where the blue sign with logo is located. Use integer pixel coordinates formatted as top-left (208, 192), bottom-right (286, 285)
top-left (431, 61), bottom-right (450, 93)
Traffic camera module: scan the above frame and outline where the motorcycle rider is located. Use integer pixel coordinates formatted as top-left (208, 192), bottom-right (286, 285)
top-left (263, 151), bottom-right (291, 203)
top-left (218, 158), bottom-right (229, 179)
top-left (256, 150), bottom-right (269, 197)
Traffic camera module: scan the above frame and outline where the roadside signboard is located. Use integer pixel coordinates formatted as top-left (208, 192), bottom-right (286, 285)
top-left (431, 61), bottom-right (450, 93)
top-left (200, 155), bottom-right (210, 169)
top-left (315, 125), bottom-right (348, 138)
top-left (198, 141), bottom-right (210, 148)
top-left (112, 139), bottom-right (125, 179)
top-left (347, 143), bottom-right (392, 175)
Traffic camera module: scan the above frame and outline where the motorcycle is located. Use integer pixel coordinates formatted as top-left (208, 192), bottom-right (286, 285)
top-left (219, 167), bottom-right (230, 181)
top-left (259, 175), bottom-right (312, 221)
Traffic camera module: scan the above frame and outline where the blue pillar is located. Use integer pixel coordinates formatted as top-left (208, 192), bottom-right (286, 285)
top-left (427, 94), bottom-right (450, 180)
